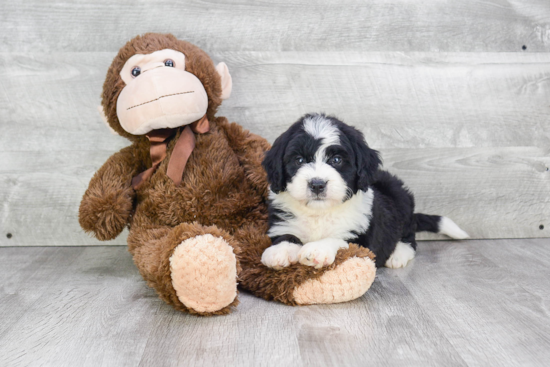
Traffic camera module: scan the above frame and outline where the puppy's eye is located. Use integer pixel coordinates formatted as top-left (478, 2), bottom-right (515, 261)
top-left (295, 156), bottom-right (305, 165)
top-left (329, 156), bottom-right (343, 165)
top-left (164, 59), bottom-right (175, 67)
top-left (131, 67), bottom-right (141, 77)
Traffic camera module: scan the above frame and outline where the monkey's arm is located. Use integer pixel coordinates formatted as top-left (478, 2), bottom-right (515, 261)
top-left (79, 145), bottom-right (142, 241)
top-left (216, 117), bottom-right (271, 198)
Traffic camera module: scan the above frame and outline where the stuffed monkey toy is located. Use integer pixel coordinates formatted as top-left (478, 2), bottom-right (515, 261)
top-left (79, 33), bottom-right (376, 315)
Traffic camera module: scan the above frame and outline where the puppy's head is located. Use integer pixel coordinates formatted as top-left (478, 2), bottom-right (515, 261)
top-left (263, 113), bottom-right (381, 209)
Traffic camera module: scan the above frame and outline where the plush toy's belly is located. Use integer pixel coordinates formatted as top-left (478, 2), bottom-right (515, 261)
top-left (133, 132), bottom-right (266, 232)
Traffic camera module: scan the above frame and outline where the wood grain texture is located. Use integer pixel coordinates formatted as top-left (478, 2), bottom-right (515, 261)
top-left (1, 52), bottom-right (549, 152)
top-left (395, 239), bottom-right (550, 367)
top-left (0, 151), bottom-right (129, 246)
top-left (0, 52), bottom-right (128, 153)
top-left (1, 240), bottom-right (550, 366)
top-left (1, 0), bottom-right (550, 53)
top-left (0, 247), bottom-right (158, 367)
top-left (219, 52), bottom-right (550, 149)
top-left (387, 147), bottom-right (550, 240)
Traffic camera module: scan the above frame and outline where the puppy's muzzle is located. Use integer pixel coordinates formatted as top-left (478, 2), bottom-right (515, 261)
top-left (308, 178), bottom-right (327, 196)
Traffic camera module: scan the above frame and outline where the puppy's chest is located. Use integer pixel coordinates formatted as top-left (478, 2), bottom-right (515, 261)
top-left (289, 212), bottom-right (362, 243)
top-left (269, 190), bottom-right (374, 244)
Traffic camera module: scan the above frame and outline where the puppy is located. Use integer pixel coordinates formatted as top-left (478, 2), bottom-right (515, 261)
top-left (261, 113), bottom-right (468, 270)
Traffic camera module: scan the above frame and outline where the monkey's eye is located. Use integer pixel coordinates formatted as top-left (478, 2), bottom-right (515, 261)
top-left (329, 156), bottom-right (343, 166)
top-left (164, 59), bottom-right (175, 67)
top-left (295, 156), bottom-right (305, 165)
top-left (131, 67), bottom-right (141, 77)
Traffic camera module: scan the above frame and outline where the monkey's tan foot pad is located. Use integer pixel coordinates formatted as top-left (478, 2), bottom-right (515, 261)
top-left (170, 234), bottom-right (238, 313)
top-left (293, 256), bottom-right (376, 305)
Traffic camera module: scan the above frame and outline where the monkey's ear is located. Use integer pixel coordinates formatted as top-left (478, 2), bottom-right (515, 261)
top-left (215, 62), bottom-right (232, 100)
top-left (97, 105), bottom-right (119, 135)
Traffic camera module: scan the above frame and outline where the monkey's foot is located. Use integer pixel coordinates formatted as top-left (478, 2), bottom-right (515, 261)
top-left (169, 234), bottom-right (238, 314)
top-left (293, 255), bottom-right (376, 305)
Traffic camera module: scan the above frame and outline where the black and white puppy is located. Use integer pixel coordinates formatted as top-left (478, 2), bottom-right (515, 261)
top-left (261, 113), bottom-right (468, 270)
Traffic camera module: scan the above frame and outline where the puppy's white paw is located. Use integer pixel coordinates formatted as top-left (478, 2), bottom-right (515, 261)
top-left (385, 242), bottom-right (416, 269)
top-left (261, 241), bottom-right (302, 270)
top-left (298, 238), bottom-right (349, 269)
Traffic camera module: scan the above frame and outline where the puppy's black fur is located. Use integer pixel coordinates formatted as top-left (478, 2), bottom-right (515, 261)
top-left (353, 170), bottom-right (418, 266)
top-left (263, 113), bottom-right (446, 267)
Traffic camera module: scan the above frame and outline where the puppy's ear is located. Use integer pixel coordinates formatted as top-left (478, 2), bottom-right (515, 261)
top-left (262, 130), bottom-right (293, 193)
top-left (356, 146), bottom-right (381, 190)
top-left (347, 126), bottom-right (381, 191)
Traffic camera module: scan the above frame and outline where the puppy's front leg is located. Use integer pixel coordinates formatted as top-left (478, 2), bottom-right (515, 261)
top-left (298, 238), bottom-right (349, 269)
top-left (262, 235), bottom-right (303, 270)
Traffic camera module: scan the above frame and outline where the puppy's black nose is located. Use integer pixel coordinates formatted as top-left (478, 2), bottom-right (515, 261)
top-left (309, 179), bottom-right (327, 195)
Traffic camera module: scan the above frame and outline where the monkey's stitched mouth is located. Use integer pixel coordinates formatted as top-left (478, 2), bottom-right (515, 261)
top-left (127, 91), bottom-right (194, 110)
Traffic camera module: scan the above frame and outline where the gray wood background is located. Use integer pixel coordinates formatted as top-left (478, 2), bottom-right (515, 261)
top-left (1, 0), bottom-right (549, 246)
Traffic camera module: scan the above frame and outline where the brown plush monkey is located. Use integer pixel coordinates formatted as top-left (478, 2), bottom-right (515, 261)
top-left (79, 33), bottom-right (376, 315)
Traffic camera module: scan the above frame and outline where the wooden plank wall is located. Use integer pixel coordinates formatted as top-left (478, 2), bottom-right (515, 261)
top-left (1, 0), bottom-right (549, 246)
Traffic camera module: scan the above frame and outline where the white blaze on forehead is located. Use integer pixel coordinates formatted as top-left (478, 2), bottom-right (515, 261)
top-left (303, 115), bottom-right (340, 143)
top-left (291, 115), bottom-right (345, 206)
top-left (302, 115), bottom-right (340, 161)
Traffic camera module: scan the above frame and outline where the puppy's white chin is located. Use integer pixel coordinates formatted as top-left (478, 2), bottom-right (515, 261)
top-left (306, 197), bottom-right (343, 210)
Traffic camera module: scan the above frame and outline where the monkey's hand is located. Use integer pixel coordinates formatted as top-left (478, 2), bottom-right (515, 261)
top-left (79, 146), bottom-right (140, 241)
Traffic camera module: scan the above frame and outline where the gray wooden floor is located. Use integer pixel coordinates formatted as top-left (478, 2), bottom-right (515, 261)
top-left (1, 239), bottom-right (549, 367)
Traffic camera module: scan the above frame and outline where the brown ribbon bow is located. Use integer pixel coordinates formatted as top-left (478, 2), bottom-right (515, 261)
top-left (131, 114), bottom-right (210, 190)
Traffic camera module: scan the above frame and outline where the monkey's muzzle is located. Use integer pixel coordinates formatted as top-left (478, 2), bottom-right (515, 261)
top-left (116, 67), bottom-right (208, 135)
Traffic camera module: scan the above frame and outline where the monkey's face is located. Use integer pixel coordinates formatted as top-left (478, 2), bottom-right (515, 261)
top-left (115, 48), bottom-right (230, 135)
